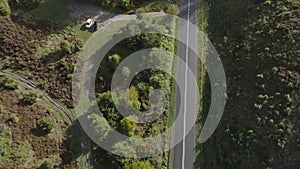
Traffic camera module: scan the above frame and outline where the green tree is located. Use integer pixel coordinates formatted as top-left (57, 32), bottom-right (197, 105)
top-left (125, 159), bottom-right (155, 169)
top-left (108, 54), bottom-right (121, 68)
top-left (87, 114), bottom-right (110, 141)
top-left (22, 92), bottom-right (38, 105)
top-left (97, 91), bottom-right (121, 127)
top-left (119, 116), bottom-right (137, 137)
top-left (60, 40), bottom-right (74, 54)
top-left (1, 77), bottom-right (18, 90)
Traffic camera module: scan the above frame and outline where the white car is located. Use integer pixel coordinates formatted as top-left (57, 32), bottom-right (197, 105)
top-left (85, 19), bottom-right (93, 29)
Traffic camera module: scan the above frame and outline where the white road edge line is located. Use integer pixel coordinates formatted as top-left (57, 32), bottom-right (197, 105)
top-left (182, 0), bottom-right (190, 168)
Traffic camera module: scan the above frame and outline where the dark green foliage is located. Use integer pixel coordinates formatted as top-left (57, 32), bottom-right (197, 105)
top-left (90, 0), bottom-right (133, 10)
top-left (13, 0), bottom-right (43, 10)
top-left (92, 14), bottom-right (175, 169)
top-left (96, 91), bottom-right (122, 127)
top-left (22, 92), bottom-right (38, 105)
top-left (123, 159), bottom-right (155, 169)
top-left (0, 0), bottom-right (10, 16)
top-left (38, 117), bottom-right (55, 133)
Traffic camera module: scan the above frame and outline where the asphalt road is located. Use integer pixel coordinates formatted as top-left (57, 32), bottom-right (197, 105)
top-left (172, 0), bottom-right (198, 168)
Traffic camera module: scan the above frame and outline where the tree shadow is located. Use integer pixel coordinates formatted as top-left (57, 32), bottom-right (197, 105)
top-left (41, 50), bottom-right (64, 64)
top-left (61, 119), bottom-right (85, 166)
top-left (30, 127), bottom-right (48, 137)
top-left (80, 23), bottom-right (88, 31)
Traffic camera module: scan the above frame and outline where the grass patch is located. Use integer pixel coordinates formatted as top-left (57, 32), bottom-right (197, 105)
top-left (22, 0), bottom-right (75, 30)
top-left (72, 24), bottom-right (94, 43)
top-left (10, 141), bottom-right (33, 165)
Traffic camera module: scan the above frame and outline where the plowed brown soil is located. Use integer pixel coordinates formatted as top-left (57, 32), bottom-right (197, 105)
top-left (0, 75), bottom-right (77, 169)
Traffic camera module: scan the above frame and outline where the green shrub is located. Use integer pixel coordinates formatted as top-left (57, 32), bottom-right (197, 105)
top-left (108, 54), bottom-right (121, 67)
top-left (166, 4), bottom-right (179, 15)
top-left (38, 117), bottom-right (55, 133)
top-left (60, 40), bottom-right (74, 54)
top-left (2, 78), bottom-right (18, 90)
top-left (22, 92), bottom-right (38, 105)
top-left (39, 154), bottom-right (62, 169)
top-left (9, 113), bottom-right (20, 123)
top-left (0, 0), bottom-right (11, 16)
top-left (66, 73), bottom-right (73, 79)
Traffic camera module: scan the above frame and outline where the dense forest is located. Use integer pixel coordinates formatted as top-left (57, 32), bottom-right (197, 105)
top-left (87, 16), bottom-right (177, 169)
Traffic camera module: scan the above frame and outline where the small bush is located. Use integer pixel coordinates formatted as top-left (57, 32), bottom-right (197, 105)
top-left (60, 40), bottom-right (74, 54)
top-left (108, 54), bottom-right (121, 67)
top-left (9, 113), bottom-right (20, 123)
top-left (0, 0), bottom-right (11, 16)
top-left (38, 117), bottom-right (55, 133)
top-left (59, 59), bottom-right (68, 68)
top-left (22, 92), bottom-right (38, 105)
top-left (2, 78), bottom-right (18, 90)
top-left (39, 154), bottom-right (62, 169)
top-left (66, 74), bottom-right (73, 79)
top-left (166, 4), bottom-right (179, 15)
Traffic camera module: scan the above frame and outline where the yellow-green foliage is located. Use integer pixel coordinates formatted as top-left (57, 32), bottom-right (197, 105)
top-left (0, 0), bottom-right (10, 16)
